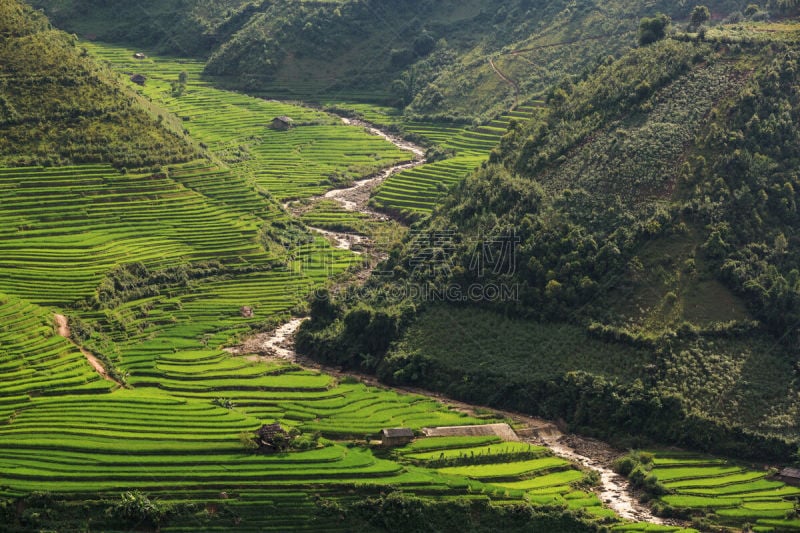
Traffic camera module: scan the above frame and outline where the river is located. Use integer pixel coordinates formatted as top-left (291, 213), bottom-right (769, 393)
top-left (228, 115), bottom-right (679, 527)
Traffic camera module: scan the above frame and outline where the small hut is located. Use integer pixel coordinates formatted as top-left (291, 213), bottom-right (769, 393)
top-left (133, 52), bottom-right (147, 60)
top-left (778, 467), bottom-right (800, 486)
top-left (256, 422), bottom-right (289, 453)
top-left (270, 116), bottom-right (294, 131)
top-left (240, 306), bottom-right (254, 318)
top-left (380, 428), bottom-right (414, 447)
top-left (130, 74), bottom-right (147, 86)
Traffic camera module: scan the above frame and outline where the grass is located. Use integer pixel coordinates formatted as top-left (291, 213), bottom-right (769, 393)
top-left (437, 457), bottom-right (570, 479)
top-left (404, 442), bottom-right (549, 461)
top-left (392, 304), bottom-right (652, 384)
top-left (398, 435), bottom-right (503, 452)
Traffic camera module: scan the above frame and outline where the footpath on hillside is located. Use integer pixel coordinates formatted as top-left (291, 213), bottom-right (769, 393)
top-left (54, 313), bottom-right (122, 386)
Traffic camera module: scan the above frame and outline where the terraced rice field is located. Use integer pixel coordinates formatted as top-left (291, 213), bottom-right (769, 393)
top-left (83, 42), bottom-right (412, 202)
top-left (319, 100), bottom-right (546, 219)
top-left (0, 279), bottom-right (518, 530)
top-left (644, 451), bottom-right (800, 531)
top-left (372, 105), bottom-right (544, 218)
top-left (0, 164), bottom-right (276, 306)
top-left (0, 43), bottom-right (609, 530)
top-left (394, 437), bottom-right (697, 532)
top-left (0, 38), bottom-right (723, 532)
top-left (0, 294), bottom-right (112, 418)
top-left (297, 199), bottom-right (371, 233)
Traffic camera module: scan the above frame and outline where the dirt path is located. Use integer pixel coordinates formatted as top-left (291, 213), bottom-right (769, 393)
top-left (55, 313), bottom-right (70, 337)
top-left (54, 313), bottom-right (122, 386)
top-left (489, 57), bottom-right (520, 110)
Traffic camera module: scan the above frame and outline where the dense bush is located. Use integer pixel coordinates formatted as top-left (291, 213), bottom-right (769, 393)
top-left (320, 490), bottom-right (603, 533)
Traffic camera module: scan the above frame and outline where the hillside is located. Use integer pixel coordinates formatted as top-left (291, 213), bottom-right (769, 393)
top-left (32, 0), bottom-right (748, 120)
top-left (0, 1), bottom-right (656, 531)
top-left (0, 0), bottom-right (196, 167)
top-left (5, 0), bottom-right (800, 531)
top-left (298, 22), bottom-right (800, 462)
top-left (26, 0), bottom-right (257, 56)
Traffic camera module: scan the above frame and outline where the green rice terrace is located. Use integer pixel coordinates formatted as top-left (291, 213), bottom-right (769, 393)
top-left (4, 1), bottom-right (800, 530)
top-left (0, 34), bottom-right (660, 533)
top-left (616, 451), bottom-right (800, 532)
top-left (82, 42), bottom-right (413, 202)
top-left (327, 101), bottom-right (546, 219)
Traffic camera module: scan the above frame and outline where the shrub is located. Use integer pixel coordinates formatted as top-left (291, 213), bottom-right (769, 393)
top-left (639, 14), bottom-right (671, 46)
top-left (613, 455), bottom-right (638, 476)
top-left (108, 491), bottom-right (169, 528)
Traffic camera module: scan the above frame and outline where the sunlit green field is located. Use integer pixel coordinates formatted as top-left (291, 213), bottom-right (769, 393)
top-left (393, 438), bottom-right (697, 531)
top-left (369, 105), bottom-right (544, 219)
top-left (83, 42), bottom-right (413, 202)
top-left (635, 451), bottom-right (800, 531)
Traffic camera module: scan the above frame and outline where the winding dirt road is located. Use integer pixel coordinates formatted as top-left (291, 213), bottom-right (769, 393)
top-left (489, 57), bottom-right (520, 110)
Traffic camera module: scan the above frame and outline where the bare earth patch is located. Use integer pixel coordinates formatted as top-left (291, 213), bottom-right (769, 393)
top-left (54, 313), bottom-right (121, 386)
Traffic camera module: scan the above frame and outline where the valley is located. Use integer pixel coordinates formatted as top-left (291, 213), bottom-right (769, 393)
top-left (2, 0), bottom-right (800, 531)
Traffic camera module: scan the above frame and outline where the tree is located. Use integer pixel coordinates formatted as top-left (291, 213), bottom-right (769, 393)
top-left (690, 5), bottom-right (711, 29)
top-left (774, 0), bottom-right (800, 14)
top-left (638, 14), bottom-right (671, 46)
top-left (412, 33), bottom-right (436, 57)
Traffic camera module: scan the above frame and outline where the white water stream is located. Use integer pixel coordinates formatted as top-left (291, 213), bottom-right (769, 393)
top-left (229, 116), bottom-right (678, 527)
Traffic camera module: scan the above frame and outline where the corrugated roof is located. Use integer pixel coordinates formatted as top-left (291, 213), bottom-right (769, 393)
top-left (256, 422), bottom-right (286, 439)
top-left (780, 467), bottom-right (800, 479)
top-left (381, 428), bottom-right (413, 438)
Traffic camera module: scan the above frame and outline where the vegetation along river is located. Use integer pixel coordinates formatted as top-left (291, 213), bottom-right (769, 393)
top-left (229, 117), bottom-right (681, 527)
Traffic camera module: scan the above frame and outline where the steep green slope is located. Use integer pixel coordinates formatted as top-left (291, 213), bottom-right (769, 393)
top-left (203, 0), bottom-right (740, 118)
top-left (0, 0), bottom-right (196, 167)
top-left (299, 24), bottom-right (800, 461)
top-left (32, 0), bottom-right (751, 120)
top-left (28, 0), bottom-right (258, 56)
